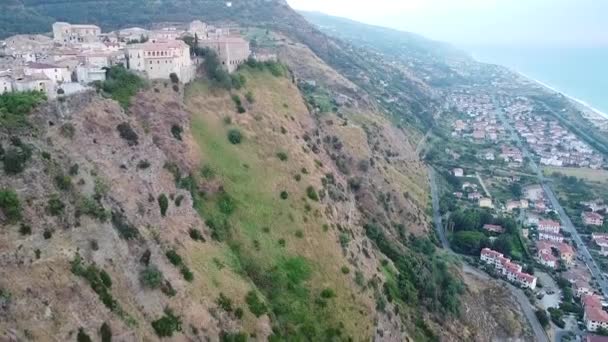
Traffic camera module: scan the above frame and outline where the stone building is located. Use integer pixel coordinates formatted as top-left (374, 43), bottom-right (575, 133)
top-left (53, 22), bottom-right (101, 44)
top-left (125, 40), bottom-right (195, 83)
top-left (199, 36), bottom-right (251, 73)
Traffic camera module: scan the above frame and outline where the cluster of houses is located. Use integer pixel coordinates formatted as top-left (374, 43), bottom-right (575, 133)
top-left (480, 248), bottom-right (537, 289)
top-left (454, 176), bottom-right (493, 209)
top-left (0, 20), bottom-right (254, 98)
top-left (504, 98), bottom-right (605, 169)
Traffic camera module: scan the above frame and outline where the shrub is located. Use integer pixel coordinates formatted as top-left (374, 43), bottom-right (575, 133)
top-left (227, 129), bottom-right (242, 145)
top-left (216, 293), bottom-right (233, 312)
top-left (161, 281), bottom-right (177, 297)
top-left (276, 152), bottom-right (288, 161)
top-left (217, 193), bottom-right (236, 215)
top-left (320, 288), bottom-right (336, 299)
top-left (245, 291), bottom-right (267, 317)
top-left (75, 197), bottom-right (108, 221)
top-left (43, 229), bottom-right (53, 239)
top-left (100, 323), bottom-right (112, 342)
top-left (99, 270), bottom-right (113, 288)
top-left (0, 189), bottom-right (21, 222)
top-left (47, 195), bottom-right (65, 216)
top-left (19, 223), bottom-right (31, 235)
top-left (174, 194), bottom-right (184, 207)
top-left (69, 164), bottom-right (79, 176)
top-left (111, 211), bottom-right (139, 239)
top-left (306, 186), bottom-right (319, 201)
top-left (54, 174), bottom-right (72, 191)
top-left (151, 308), bottom-right (182, 337)
top-left (169, 73), bottom-right (179, 84)
top-left (295, 230), bottom-right (304, 238)
top-left (189, 228), bottom-right (205, 241)
top-left (245, 91), bottom-right (255, 103)
top-left (180, 266), bottom-right (194, 282)
top-left (166, 249), bottom-right (183, 266)
top-left (339, 233), bottom-right (350, 248)
top-left (41, 151), bottom-right (51, 160)
top-left (341, 266), bottom-right (350, 274)
top-left (171, 125), bottom-right (183, 141)
top-left (95, 65), bottom-right (145, 108)
top-left (3, 146), bottom-right (32, 174)
top-left (535, 309), bottom-right (549, 328)
top-left (158, 194), bottom-right (169, 217)
top-left (0, 91), bottom-right (46, 131)
top-left (280, 191), bottom-right (289, 200)
top-left (116, 122), bottom-right (139, 146)
top-left (137, 160), bottom-right (151, 169)
top-left (220, 332), bottom-right (248, 342)
top-left (77, 328), bottom-right (92, 342)
top-left (235, 307), bottom-right (244, 319)
top-left (140, 266), bottom-right (163, 289)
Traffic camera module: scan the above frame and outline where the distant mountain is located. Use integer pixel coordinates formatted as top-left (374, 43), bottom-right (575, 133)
top-left (300, 11), bottom-right (470, 64)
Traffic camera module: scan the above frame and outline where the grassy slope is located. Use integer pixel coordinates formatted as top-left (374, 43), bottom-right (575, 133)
top-left (185, 68), bottom-right (373, 339)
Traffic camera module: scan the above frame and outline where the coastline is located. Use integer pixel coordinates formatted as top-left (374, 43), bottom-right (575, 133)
top-left (512, 70), bottom-right (608, 129)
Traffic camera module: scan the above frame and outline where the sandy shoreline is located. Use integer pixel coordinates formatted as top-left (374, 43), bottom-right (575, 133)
top-left (514, 70), bottom-right (608, 129)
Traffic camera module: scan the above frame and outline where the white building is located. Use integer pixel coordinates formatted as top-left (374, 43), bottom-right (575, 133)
top-left (53, 22), bottom-right (101, 44)
top-left (126, 40), bottom-right (195, 83)
top-left (24, 62), bottom-right (70, 84)
top-left (199, 36), bottom-right (251, 73)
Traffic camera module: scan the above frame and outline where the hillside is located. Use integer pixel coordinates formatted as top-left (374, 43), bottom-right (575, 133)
top-left (0, 1), bottom-right (536, 341)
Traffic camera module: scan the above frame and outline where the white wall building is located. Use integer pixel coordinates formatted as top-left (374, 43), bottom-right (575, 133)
top-left (24, 62), bottom-right (70, 84)
top-left (53, 22), bottom-right (101, 44)
top-left (126, 40), bottom-right (195, 83)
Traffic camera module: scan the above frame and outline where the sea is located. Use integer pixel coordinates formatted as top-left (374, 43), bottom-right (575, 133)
top-left (466, 46), bottom-right (608, 118)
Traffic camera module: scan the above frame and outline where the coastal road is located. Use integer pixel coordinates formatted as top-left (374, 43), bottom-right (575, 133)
top-left (428, 166), bottom-right (549, 342)
top-left (496, 105), bottom-right (608, 296)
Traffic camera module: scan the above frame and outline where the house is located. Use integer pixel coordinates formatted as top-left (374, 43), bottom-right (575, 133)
top-left (537, 240), bottom-right (574, 265)
top-left (468, 192), bottom-right (482, 200)
top-left (592, 234), bottom-right (608, 256)
top-left (483, 224), bottom-right (505, 234)
top-left (506, 200), bottom-right (520, 212)
top-left (583, 295), bottom-right (608, 332)
top-left (539, 231), bottom-right (565, 243)
top-left (538, 220), bottom-right (560, 234)
top-left (525, 214), bottom-right (540, 227)
top-left (53, 22), bottom-right (101, 44)
top-left (480, 248), bottom-right (536, 289)
top-left (535, 201), bottom-right (547, 213)
top-left (453, 168), bottom-right (464, 177)
top-left (559, 243), bottom-right (575, 264)
top-left (24, 62), bottom-right (71, 84)
top-left (479, 198), bottom-right (493, 208)
top-left (126, 40), bottom-right (195, 83)
top-left (583, 212), bottom-right (604, 226)
top-left (539, 252), bottom-right (558, 269)
top-left (198, 36), bottom-right (251, 73)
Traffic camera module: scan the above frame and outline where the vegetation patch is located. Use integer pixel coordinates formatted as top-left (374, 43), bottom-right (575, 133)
top-left (116, 122), bottom-right (139, 146)
top-left (151, 308), bottom-right (182, 337)
top-left (0, 91), bottom-right (46, 131)
top-left (0, 189), bottom-right (21, 223)
top-left (93, 66), bottom-right (145, 108)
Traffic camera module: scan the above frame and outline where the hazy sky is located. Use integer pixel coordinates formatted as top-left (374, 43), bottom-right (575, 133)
top-left (287, 0), bottom-right (608, 48)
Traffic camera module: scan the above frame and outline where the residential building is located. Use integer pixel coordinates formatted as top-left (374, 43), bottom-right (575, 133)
top-left (583, 295), bottom-right (608, 332)
top-left (479, 198), bottom-right (493, 208)
top-left (538, 220), bottom-right (561, 234)
top-left (24, 62), bottom-right (70, 84)
top-left (480, 248), bottom-right (536, 289)
top-left (539, 252), bottom-right (558, 269)
top-left (483, 224), bottom-right (505, 234)
top-left (539, 231), bottom-right (565, 243)
top-left (583, 212), bottom-right (604, 226)
top-left (126, 40), bottom-right (195, 83)
top-left (53, 22), bottom-right (101, 44)
top-left (453, 168), bottom-right (464, 177)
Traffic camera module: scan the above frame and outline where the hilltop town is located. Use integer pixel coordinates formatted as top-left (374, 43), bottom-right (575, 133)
top-left (0, 20), bottom-right (256, 98)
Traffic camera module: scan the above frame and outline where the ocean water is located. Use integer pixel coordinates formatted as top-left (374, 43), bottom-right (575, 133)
top-left (467, 46), bottom-right (608, 117)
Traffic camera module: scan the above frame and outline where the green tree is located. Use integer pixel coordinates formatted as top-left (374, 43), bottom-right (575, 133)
top-left (451, 231), bottom-right (489, 255)
top-left (0, 189), bottom-right (21, 222)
